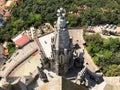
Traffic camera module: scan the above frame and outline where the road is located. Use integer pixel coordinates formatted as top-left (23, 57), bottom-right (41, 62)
top-left (100, 34), bottom-right (120, 39)
top-left (0, 41), bottom-right (38, 77)
top-left (87, 32), bottom-right (120, 39)
top-left (69, 29), bottom-right (99, 72)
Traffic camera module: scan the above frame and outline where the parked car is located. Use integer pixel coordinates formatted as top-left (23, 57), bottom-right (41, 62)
top-left (104, 24), bottom-right (109, 28)
top-left (112, 25), bottom-right (117, 30)
top-left (109, 24), bottom-right (114, 29)
top-left (87, 26), bottom-right (94, 30)
top-left (1, 66), bottom-right (6, 71)
top-left (8, 59), bottom-right (12, 63)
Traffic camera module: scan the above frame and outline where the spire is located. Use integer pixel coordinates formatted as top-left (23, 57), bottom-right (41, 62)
top-left (56, 8), bottom-right (67, 30)
top-left (55, 8), bottom-right (70, 50)
top-left (51, 8), bottom-right (74, 75)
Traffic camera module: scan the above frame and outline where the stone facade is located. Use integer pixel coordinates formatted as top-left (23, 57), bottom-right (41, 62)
top-left (51, 8), bottom-right (74, 75)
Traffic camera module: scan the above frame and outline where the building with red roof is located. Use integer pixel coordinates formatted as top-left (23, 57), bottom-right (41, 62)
top-left (4, 11), bottom-right (11, 17)
top-left (12, 34), bottom-right (30, 47)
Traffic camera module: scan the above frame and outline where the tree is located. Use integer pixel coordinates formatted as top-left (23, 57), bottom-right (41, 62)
top-left (7, 42), bottom-right (16, 58)
top-left (67, 14), bottom-right (80, 27)
top-left (85, 34), bottom-right (120, 76)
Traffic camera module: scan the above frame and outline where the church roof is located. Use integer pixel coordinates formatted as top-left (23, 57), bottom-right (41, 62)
top-left (36, 76), bottom-right (88, 90)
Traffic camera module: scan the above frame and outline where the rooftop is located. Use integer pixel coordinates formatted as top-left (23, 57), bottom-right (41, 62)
top-left (4, 11), bottom-right (11, 17)
top-left (36, 76), bottom-right (88, 90)
top-left (38, 33), bottom-right (54, 58)
top-left (12, 34), bottom-right (30, 47)
top-left (4, 0), bottom-right (15, 9)
top-left (0, 0), bottom-right (5, 14)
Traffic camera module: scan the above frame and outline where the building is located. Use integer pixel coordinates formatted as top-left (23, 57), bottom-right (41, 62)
top-left (4, 0), bottom-right (16, 10)
top-left (39, 8), bottom-right (82, 75)
top-left (12, 34), bottom-right (30, 47)
top-left (51, 8), bottom-right (75, 75)
top-left (38, 33), bottom-right (54, 58)
top-left (36, 76), bottom-right (88, 90)
top-left (4, 11), bottom-right (11, 18)
top-left (0, 0), bottom-right (5, 14)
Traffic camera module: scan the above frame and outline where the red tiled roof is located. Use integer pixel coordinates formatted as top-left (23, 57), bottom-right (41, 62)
top-left (13, 35), bottom-right (30, 47)
top-left (4, 11), bottom-right (11, 17)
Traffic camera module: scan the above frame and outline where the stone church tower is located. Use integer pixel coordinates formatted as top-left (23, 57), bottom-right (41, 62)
top-left (51, 8), bottom-right (74, 75)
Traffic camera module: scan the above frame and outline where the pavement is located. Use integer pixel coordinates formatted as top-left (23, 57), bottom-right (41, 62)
top-left (87, 30), bottom-right (120, 39)
top-left (100, 34), bottom-right (120, 39)
top-left (91, 77), bottom-right (120, 90)
top-left (92, 26), bottom-right (120, 33)
top-left (0, 41), bottom-right (38, 77)
top-left (9, 52), bottom-right (41, 77)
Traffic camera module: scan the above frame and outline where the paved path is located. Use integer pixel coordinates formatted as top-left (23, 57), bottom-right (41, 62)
top-left (69, 29), bottom-right (98, 72)
top-left (100, 34), bottom-right (120, 39)
top-left (0, 41), bottom-right (38, 77)
top-left (87, 32), bottom-right (120, 39)
top-left (9, 53), bottom-right (41, 77)
top-left (91, 77), bottom-right (120, 90)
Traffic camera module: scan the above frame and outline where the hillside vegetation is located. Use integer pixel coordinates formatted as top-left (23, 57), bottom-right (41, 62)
top-left (0, 0), bottom-right (120, 42)
top-left (84, 34), bottom-right (120, 76)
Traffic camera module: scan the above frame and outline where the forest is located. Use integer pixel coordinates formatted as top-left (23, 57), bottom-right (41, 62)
top-left (84, 34), bottom-right (120, 76)
top-left (0, 0), bottom-right (120, 42)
